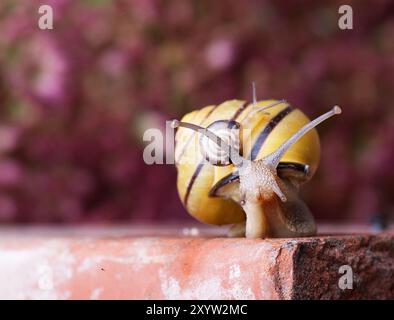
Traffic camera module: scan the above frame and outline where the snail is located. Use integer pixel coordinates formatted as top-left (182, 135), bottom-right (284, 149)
top-left (172, 88), bottom-right (341, 238)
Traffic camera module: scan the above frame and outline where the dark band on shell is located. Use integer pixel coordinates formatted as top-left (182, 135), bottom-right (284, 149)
top-left (208, 162), bottom-right (308, 198)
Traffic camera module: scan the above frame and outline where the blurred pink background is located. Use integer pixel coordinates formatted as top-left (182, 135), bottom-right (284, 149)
top-left (0, 0), bottom-right (393, 225)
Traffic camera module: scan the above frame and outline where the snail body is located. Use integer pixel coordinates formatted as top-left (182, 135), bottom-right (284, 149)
top-left (173, 99), bottom-right (341, 238)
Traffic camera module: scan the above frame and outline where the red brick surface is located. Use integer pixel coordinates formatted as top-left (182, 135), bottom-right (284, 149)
top-left (0, 225), bottom-right (393, 299)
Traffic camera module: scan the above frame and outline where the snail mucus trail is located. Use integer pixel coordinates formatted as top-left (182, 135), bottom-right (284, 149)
top-left (171, 105), bottom-right (342, 238)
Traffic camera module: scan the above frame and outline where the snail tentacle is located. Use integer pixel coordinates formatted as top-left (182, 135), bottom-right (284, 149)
top-left (243, 99), bottom-right (287, 127)
top-left (263, 106), bottom-right (342, 169)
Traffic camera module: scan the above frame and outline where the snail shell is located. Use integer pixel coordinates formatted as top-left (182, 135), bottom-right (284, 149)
top-left (174, 99), bottom-right (320, 225)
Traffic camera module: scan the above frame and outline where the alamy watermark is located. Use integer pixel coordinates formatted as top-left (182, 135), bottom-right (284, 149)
top-left (38, 4), bottom-right (53, 30)
top-left (338, 5), bottom-right (353, 30)
top-left (142, 121), bottom-right (252, 166)
top-left (338, 264), bottom-right (353, 290)
top-left (37, 4), bottom-right (353, 34)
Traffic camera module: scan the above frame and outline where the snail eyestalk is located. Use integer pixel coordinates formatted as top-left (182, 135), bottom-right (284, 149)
top-left (243, 99), bottom-right (287, 126)
top-left (252, 81), bottom-right (257, 108)
top-left (263, 106), bottom-right (342, 169)
top-left (271, 180), bottom-right (287, 202)
top-left (171, 119), bottom-right (180, 129)
top-left (171, 120), bottom-right (245, 167)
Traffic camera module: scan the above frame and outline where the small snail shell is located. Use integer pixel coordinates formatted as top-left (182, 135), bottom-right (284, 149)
top-left (173, 99), bottom-right (341, 239)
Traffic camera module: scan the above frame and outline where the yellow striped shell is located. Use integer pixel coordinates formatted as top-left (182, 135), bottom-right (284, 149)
top-left (174, 99), bottom-right (320, 226)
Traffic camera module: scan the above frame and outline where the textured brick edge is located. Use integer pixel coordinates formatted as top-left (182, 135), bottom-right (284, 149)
top-left (291, 234), bottom-right (394, 299)
top-left (0, 227), bottom-right (393, 299)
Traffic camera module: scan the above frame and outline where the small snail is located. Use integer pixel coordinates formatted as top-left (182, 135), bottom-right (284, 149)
top-left (172, 88), bottom-right (341, 238)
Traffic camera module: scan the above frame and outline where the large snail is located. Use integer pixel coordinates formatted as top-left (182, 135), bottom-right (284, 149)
top-left (172, 88), bottom-right (341, 238)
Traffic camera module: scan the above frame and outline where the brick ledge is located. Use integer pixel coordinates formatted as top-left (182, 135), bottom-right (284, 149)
top-left (0, 225), bottom-right (393, 299)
